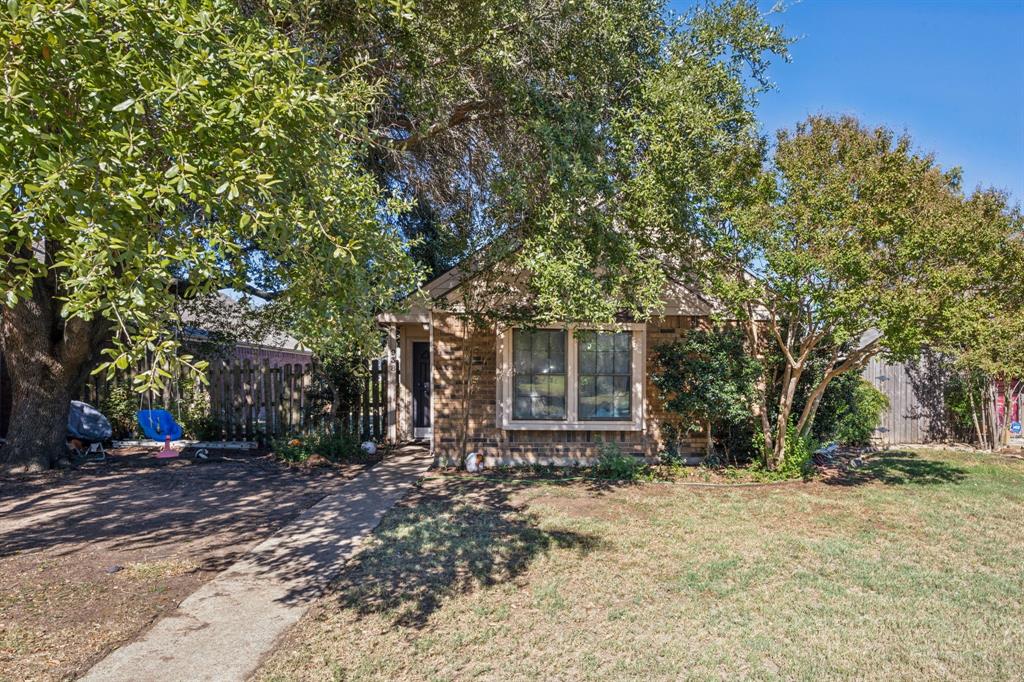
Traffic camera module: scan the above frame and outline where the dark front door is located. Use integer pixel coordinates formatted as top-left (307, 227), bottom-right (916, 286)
top-left (412, 342), bottom-right (431, 429)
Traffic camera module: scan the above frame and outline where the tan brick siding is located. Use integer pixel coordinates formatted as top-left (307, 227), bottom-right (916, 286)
top-left (430, 313), bottom-right (710, 466)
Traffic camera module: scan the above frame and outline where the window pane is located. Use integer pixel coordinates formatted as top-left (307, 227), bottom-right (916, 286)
top-left (613, 348), bottom-right (631, 374)
top-left (512, 329), bottom-right (566, 420)
top-left (579, 348), bottom-right (595, 374)
top-left (577, 330), bottom-right (631, 421)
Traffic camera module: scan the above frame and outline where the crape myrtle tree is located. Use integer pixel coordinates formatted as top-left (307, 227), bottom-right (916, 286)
top-left (0, 0), bottom-right (417, 472)
top-left (706, 115), bottom-right (1021, 469)
top-left (937, 230), bottom-right (1024, 450)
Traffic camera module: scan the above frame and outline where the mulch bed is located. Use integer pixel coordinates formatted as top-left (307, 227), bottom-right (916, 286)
top-left (0, 447), bottom-right (374, 681)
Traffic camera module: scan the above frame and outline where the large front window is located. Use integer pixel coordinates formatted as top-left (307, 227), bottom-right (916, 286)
top-left (513, 329), bottom-right (567, 420)
top-left (501, 325), bottom-right (643, 429)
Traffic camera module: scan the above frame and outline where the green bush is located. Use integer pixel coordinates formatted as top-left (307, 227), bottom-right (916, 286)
top-left (813, 374), bottom-right (889, 446)
top-left (652, 327), bottom-right (762, 463)
top-left (99, 383), bottom-right (139, 439)
top-left (177, 377), bottom-right (222, 441)
top-left (273, 431), bottom-right (373, 464)
top-left (778, 424), bottom-right (814, 478)
top-left (592, 442), bottom-right (648, 481)
top-left (751, 424), bottom-right (814, 481)
top-left (944, 368), bottom-right (988, 442)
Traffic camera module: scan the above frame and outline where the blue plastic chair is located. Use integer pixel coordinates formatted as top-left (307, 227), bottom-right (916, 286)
top-left (137, 409), bottom-right (184, 442)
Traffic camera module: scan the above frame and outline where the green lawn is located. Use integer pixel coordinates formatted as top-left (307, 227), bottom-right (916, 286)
top-left (256, 449), bottom-right (1024, 681)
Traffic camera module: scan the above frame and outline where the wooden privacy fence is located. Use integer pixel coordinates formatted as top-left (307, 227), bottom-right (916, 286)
top-left (74, 357), bottom-right (389, 444)
top-left (205, 358), bottom-right (388, 442)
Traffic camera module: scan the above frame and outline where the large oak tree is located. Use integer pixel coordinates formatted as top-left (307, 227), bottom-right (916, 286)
top-left (1, 0), bottom-right (417, 471)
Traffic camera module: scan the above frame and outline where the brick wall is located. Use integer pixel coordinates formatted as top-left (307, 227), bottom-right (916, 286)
top-left (431, 313), bottom-right (709, 466)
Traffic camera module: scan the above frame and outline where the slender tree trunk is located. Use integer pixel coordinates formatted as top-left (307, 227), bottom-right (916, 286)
top-left (966, 383), bottom-right (985, 448)
top-left (796, 367), bottom-right (842, 440)
top-left (1000, 381), bottom-right (1012, 448)
top-left (985, 380), bottom-right (999, 451)
top-left (705, 419), bottom-right (713, 458)
top-left (769, 365), bottom-right (802, 469)
top-left (1, 281), bottom-right (106, 473)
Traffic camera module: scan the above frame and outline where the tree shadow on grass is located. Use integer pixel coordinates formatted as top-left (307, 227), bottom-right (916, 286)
top-left (324, 478), bottom-right (603, 629)
top-left (827, 450), bottom-right (968, 487)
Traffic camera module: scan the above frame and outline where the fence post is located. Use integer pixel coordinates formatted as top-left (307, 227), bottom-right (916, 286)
top-left (242, 360), bottom-right (253, 441)
top-left (274, 366), bottom-right (282, 436)
top-left (290, 363), bottom-right (302, 434)
top-left (282, 364), bottom-right (293, 435)
top-left (302, 363), bottom-right (313, 436)
top-left (260, 359), bottom-right (270, 441)
top-left (364, 368), bottom-right (372, 438)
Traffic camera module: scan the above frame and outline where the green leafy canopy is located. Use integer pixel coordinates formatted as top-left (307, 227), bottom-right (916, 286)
top-left (1, 0), bottom-right (419, 387)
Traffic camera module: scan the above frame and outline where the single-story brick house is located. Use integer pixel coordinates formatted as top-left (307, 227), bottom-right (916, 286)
top-left (378, 263), bottom-right (718, 466)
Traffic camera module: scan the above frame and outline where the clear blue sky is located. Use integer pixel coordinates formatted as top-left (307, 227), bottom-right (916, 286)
top-left (671, 0), bottom-right (1024, 203)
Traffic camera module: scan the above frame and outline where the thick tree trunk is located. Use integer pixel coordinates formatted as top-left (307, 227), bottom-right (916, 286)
top-left (2, 365), bottom-right (72, 472)
top-left (1, 280), bottom-right (106, 473)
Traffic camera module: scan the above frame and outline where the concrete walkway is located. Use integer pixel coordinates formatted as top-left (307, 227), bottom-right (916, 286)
top-left (83, 445), bottom-right (430, 682)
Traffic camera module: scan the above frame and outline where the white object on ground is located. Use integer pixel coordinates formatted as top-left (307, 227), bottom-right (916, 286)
top-left (361, 441), bottom-right (377, 456)
top-left (465, 451), bottom-right (483, 473)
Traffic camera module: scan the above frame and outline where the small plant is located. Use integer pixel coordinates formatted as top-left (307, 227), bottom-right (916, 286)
top-left (99, 383), bottom-right (138, 439)
top-left (272, 430), bottom-right (375, 465)
top-left (176, 377), bottom-right (222, 441)
top-left (591, 442), bottom-right (648, 481)
top-left (751, 424), bottom-right (814, 481)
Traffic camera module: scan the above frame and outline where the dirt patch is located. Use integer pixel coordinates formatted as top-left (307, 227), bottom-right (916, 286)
top-left (0, 447), bottom-right (373, 682)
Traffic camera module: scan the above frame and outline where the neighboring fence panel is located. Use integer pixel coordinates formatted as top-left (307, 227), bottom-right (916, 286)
top-left (862, 354), bottom-right (954, 445)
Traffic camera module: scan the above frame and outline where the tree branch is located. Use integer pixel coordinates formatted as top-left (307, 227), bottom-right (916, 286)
top-left (768, 308), bottom-right (798, 368)
top-left (380, 98), bottom-right (503, 151)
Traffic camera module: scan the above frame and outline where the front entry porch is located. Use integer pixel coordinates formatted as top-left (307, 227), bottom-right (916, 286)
top-left (381, 311), bottom-right (433, 448)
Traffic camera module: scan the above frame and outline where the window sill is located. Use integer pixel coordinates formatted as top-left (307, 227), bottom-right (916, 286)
top-left (502, 419), bottom-right (642, 432)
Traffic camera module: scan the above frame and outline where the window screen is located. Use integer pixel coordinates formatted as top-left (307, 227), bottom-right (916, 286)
top-left (512, 329), bottom-right (567, 420)
top-left (577, 330), bottom-right (631, 420)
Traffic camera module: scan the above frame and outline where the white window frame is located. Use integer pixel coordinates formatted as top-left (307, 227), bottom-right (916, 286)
top-left (496, 323), bottom-right (645, 431)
